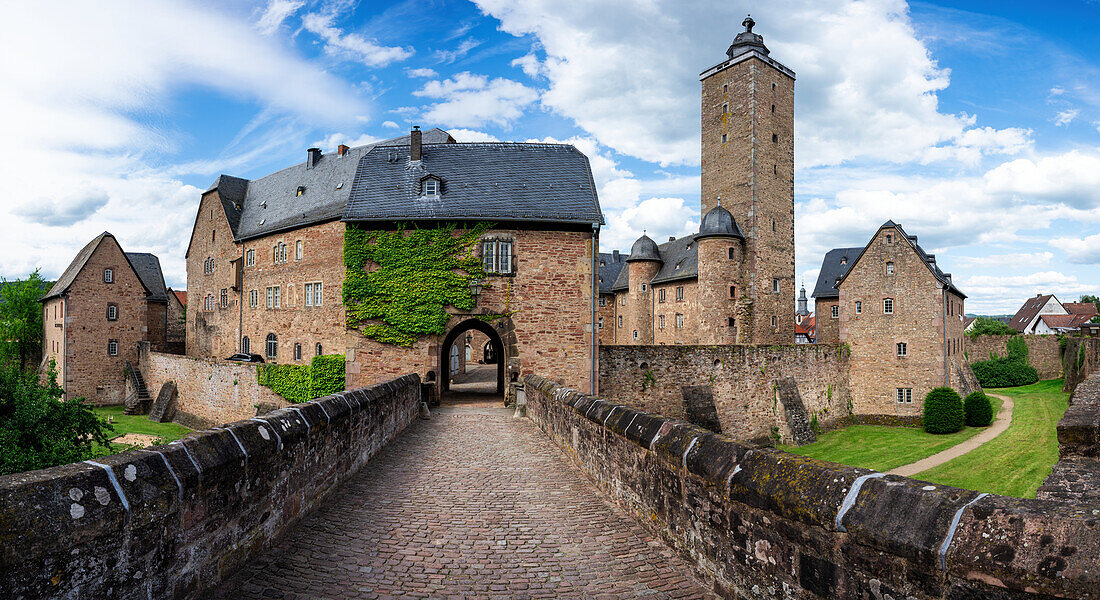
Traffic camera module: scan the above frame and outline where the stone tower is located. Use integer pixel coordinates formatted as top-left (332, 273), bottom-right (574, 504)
top-left (624, 234), bottom-right (661, 344)
top-left (700, 16), bottom-right (795, 345)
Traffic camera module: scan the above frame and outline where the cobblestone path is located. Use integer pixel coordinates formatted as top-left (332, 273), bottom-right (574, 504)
top-left (214, 400), bottom-right (717, 599)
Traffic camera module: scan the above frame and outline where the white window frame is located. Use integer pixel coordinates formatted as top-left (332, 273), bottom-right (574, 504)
top-left (304, 283), bottom-right (313, 307)
top-left (108, 340), bottom-right (118, 356)
top-left (884, 298), bottom-right (894, 314)
top-left (772, 278), bottom-right (780, 294)
top-left (497, 240), bottom-right (512, 274)
top-left (886, 261), bottom-right (894, 275)
top-left (246, 249), bottom-right (255, 267)
top-left (641, 283), bottom-right (648, 292)
top-left (482, 241), bottom-right (495, 272)
top-left (632, 330), bottom-right (638, 339)
top-left (241, 336), bottom-right (250, 355)
top-left (266, 286), bottom-right (280, 309)
top-left (831, 305), bottom-right (839, 319)
top-left (897, 342), bottom-right (908, 357)
top-left (676, 286), bottom-right (684, 301)
top-left (618, 315), bottom-right (623, 328)
top-left (296, 240), bottom-right (303, 261)
top-left (104, 268), bottom-right (113, 283)
top-left (304, 282), bottom-right (322, 307)
top-left (855, 301), bottom-right (862, 315)
top-left (896, 388), bottom-right (912, 403)
top-left (107, 304), bottom-right (118, 321)
top-left (659, 288), bottom-right (666, 303)
top-left (676, 313), bottom-right (684, 329)
top-left (249, 289), bottom-right (258, 308)
top-left (423, 178), bottom-right (439, 197)
top-left (266, 334), bottom-right (277, 359)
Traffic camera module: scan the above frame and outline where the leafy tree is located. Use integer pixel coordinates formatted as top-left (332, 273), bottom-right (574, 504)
top-left (965, 316), bottom-right (1015, 338)
top-left (0, 270), bottom-right (48, 372)
top-left (923, 387), bottom-right (965, 434)
top-left (0, 360), bottom-right (113, 476)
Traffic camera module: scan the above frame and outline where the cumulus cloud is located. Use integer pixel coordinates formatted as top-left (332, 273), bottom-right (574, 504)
top-left (1050, 234), bottom-right (1100, 265)
top-left (301, 12), bottom-right (413, 68)
top-left (511, 53), bottom-right (543, 78)
top-left (474, 0), bottom-right (1026, 168)
top-left (414, 72), bottom-right (538, 128)
top-left (311, 132), bottom-right (384, 151)
top-left (984, 150), bottom-right (1100, 209)
top-left (959, 271), bottom-right (1096, 313)
top-left (407, 67), bottom-right (438, 78)
top-left (1054, 108), bottom-right (1079, 126)
top-left (15, 190), bottom-right (110, 227)
top-left (449, 128), bottom-right (501, 142)
top-left (255, 0), bottom-right (304, 35)
top-left (382, 120), bottom-right (400, 129)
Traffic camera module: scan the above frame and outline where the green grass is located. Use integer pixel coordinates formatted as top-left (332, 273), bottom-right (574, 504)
top-left (782, 396), bottom-right (1002, 472)
top-left (915, 380), bottom-right (1068, 498)
top-left (92, 406), bottom-right (191, 453)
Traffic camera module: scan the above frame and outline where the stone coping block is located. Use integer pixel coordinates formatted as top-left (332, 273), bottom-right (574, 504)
top-left (524, 373), bottom-right (1100, 599)
top-left (0, 373), bottom-right (421, 600)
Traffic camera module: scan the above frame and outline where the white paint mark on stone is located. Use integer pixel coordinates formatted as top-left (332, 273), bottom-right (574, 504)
top-left (69, 488), bottom-right (83, 501)
top-left (922, 485), bottom-right (937, 491)
top-left (682, 436), bottom-right (699, 468)
top-left (124, 464), bottom-right (137, 481)
top-left (94, 486), bottom-right (111, 505)
top-left (70, 503), bottom-right (84, 519)
top-left (836, 472), bottom-right (885, 532)
top-left (257, 426), bottom-right (270, 441)
top-left (726, 464), bottom-right (742, 489)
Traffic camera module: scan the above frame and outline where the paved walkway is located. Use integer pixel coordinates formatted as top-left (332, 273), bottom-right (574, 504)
top-left (214, 400), bottom-right (717, 599)
top-left (449, 363), bottom-right (497, 394)
top-left (887, 393), bottom-right (1013, 477)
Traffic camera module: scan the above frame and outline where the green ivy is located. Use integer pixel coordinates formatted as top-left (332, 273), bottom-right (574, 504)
top-left (258, 355), bottom-right (346, 404)
top-left (641, 370), bottom-right (657, 391)
top-left (343, 222), bottom-right (492, 346)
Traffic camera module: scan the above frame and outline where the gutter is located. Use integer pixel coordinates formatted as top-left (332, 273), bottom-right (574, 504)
top-left (591, 223), bottom-right (600, 395)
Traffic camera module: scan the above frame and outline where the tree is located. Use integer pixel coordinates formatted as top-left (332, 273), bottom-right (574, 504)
top-left (0, 360), bottom-right (113, 476)
top-left (0, 270), bottom-right (48, 372)
top-left (1081, 294), bottom-right (1100, 315)
top-left (965, 316), bottom-right (1015, 338)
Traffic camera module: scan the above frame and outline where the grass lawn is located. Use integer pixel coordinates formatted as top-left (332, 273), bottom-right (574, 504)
top-left (915, 380), bottom-right (1068, 498)
top-left (92, 406), bottom-right (191, 453)
top-left (782, 396), bottom-right (1002, 473)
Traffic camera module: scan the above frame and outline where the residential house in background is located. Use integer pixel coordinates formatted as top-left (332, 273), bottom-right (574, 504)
top-left (1009, 294), bottom-right (1098, 334)
top-left (813, 221), bottom-right (973, 418)
top-left (795, 284), bottom-right (814, 344)
top-left (40, 232), bottom-right (171, 404)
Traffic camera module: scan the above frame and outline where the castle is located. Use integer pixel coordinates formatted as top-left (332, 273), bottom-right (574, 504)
top-left (599, 16), bottom-right (795, 346)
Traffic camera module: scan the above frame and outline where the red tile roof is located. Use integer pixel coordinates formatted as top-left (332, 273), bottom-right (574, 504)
top-left (795, 315), bottom-right (815, 335)
top-left (1008, 294), bottom-right (1057, 331)
top-left (1064, 302), bottom-right (1098, 318)
top-left (1039, 313), bottom-right (1092, 330)
top-left (173, 290), bottom-right (186, 306)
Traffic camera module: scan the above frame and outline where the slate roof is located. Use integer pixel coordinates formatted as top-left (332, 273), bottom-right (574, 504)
top-left (41, 232), bottom-right (162, 302)
top-left (598, 252), bottom-right (628, 295)
top-left (811, 247), bottom-right (863, 299)
top-left (610, 235), bottom-right (700, 292)
top-left (125, 253), bottom-right (169, 302)
top-left (343, 143), bottom-right (603, 225)
top-left (1009, 294), bottom-right (1058, 332)
top-left (207, 129), bottom-right (456, 242)
top-left (834, 221), bottom-right (966, 298)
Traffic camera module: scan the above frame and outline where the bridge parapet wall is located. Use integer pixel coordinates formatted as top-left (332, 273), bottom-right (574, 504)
top-left (0, 374), bottom-right (421, 600)
top-left (525, 373), bottom-right (1100, 599)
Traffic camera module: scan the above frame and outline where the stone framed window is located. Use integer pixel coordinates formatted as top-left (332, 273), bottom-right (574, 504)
top-left (676, 286), bottom-right (684, 301)
top-left (896, 388), bottom-right (912, 403)
top-left (884, 298), bottom-right (894, 314)
top-left (675, 313), bottom-right (684, 329)
top-left (729, 285), bottom-right (737, 299)
top-left (659, 315), bottom-right (665, 329)
top-left (204, 258), bottom-right (215, 274)
top-left (107, 339), bottom-right (118, 356)
top-left (618, 315), bottom-right (623, 328)
top-left (266, 334), bottom-right (277, 359)
top-left (273, 242), bottom-right (288, 264)
top-left (220, 289), bottom-right (228, 308)
top-left (205, 295), bottom-right (215, 311)
top-left (245, 249), bottom-right (255, 267)
top-left (886, 261), bottom-right (894, 275)
top-left (294, 343), bottom-right (302, 361)
top-left (771, 315), bottom-right (778, 328)
top-left (897, 342), bottom-right (907, 357)
top-left (304, 282), bottom-right (323, 307)
top-left (831, 305), bottom-right (839, 319)
top-left (886, 233), bottom-right (893, 245)
top-left (104, 268), bottom-right (114, 283)
top-left (481, 238), bottom-right (514, 275)
top-left (106, 303), bottom-right (118, 321)
top-left (659, 288), bottom-right (666, 303)
top-left (855, 301), bottom-right (862, 315)
top-left (632, 330), bottom-right (638, 340)
top-left (241, 336), bottom-right (250, 355)
top-left (296, 240), bottom-right (303, 261)
top-left (641, 283), bottom-right (648, 292)
top-left (266, 286), bottom-right (280, 308)
top-left (249, 289), bottom-right (258, 308)
top-left (772, 278), bottom-right (780, 294)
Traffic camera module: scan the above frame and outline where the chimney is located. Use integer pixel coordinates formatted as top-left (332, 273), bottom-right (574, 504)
top-left (410, 125), bottom-right (422, 161)
top-left (612, 250), bottom-right (620, 261)
top-left (306, 147), bottom-right (321, 169)
top-left (669, 236), bottom-right (676, 242)
top-left (337, 144), bottom-right (350, 157)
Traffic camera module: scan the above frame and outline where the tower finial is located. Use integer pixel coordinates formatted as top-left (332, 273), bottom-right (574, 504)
top-left (742, 14), bottom-right (755, 33)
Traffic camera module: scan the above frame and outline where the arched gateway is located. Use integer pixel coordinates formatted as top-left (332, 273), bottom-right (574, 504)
top-left (440, 318), bottom-right (507, 395)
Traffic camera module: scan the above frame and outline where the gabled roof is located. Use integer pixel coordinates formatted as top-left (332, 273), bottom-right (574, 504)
top-left (125, 253), bottom-right (169, 303)
top-left (207, 129), bottom-right (456, 242)
top-left (343, 142), bottom-right (603, 225)
top-left (598, 252), bottom-right (628, 295)
top-left (1064, 302), bottom-right (1098, 319)
top-left (610, 235), bottom-right (700, 292)
top-left (835, 221), bottom-right (966, 298)
top-left (41, 232), bottom-right (158, 302)
top-left (1039, 313), bottom-right (1092, 331)
top-left (1009, 294), bottom-right (1059, 332)
top-left (171, 290), bottom-right (187, 306)
top-left (811, 247), bottom-right (863, 299)
top-left (795, 315), bottom-right (815, 336)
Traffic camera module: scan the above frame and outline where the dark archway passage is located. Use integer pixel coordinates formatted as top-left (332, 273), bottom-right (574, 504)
top-left (440, 318), bottom-right (505, 397)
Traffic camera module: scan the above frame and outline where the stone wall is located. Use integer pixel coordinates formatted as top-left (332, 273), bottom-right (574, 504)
top-left (1037, 370), bottom-right (1100, 503)
top-left (139, 343), bottom-right (288, 429)
top-left (0, 374), bottom-right (421, 600)
top-left (1062, 336), bottom-right (1099, 394)
top-left (966, 334), bottom-right (1063, 380)
top-left (185, 189), bottom-right (240, 360)
top-left (525, 374), bottom-right (1100, 600)
top-left (598, 345), bottom-right (850, 443)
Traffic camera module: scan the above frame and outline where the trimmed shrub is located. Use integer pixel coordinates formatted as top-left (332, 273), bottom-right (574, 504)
top-left (970, 335), bottom-right (1039, 388)
top-left (963, 391), bottom-right (994, 427)
top-left (923, 387), bottom-right (965, 434)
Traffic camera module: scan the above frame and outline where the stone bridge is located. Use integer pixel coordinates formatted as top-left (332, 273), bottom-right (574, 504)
top-left (3, 373), bottom-right (1100, 599)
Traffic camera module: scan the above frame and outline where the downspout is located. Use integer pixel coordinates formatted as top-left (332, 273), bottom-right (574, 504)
top-left (239, 242), bottom-right (245, 354)
top-left (942, 285), bottom-right (949, 387)
top-left (591, 223), bottom-right (600, 395)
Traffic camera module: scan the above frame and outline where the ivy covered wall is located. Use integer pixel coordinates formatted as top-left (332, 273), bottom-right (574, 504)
top-left (258, 354), bottom-right (346, 404)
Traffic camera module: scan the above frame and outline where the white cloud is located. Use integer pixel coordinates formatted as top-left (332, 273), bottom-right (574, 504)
top-left (921, 126), bottom-right (1032, 166)
top-left (255, 0), bottom-right (304, 35)
top-left (301, 12), bottom-right (414, 68)
top-left (1050, 86), bottom-right (1066, 96)
top-left (0, 1), bottom-right (370, 286)
top-left (414, 72), bottom-right (538, 128)
top-left (955, 252), bottom-right (1054, 268)
top-left (435, 38), bottom-right (482, 64)
top-left (311, 132), bottom-right (384, 151)
top-left (474, 0), bottom-right (1025, 168)
top-left (959, 271), bottom-right (1096, 313)
top-left (1055, 108), bottom-right (1079, 126)
top-left (407, 67), bottom-right (438, 78)
top-left (449, 128), bottom-right (501, 142)
top-left (607, 197), bottom-right (699, 251)
top-left (984, 150), bottom-right (1100, 209)
top-left (511, 54), bottom-right (543, 78)
top-left (1050, 234), bottom-right (1100, 265)
top-left (382, 120), bottom-right (400, 129)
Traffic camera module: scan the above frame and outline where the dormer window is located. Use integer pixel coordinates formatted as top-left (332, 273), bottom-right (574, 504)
top-left (422, 177), bottom-right (441, 197)
top-left (296, 186), bottom-right (305, 197)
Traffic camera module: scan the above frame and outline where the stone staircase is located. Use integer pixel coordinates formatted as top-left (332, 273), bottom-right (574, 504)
top-left (123, 362), bottom-right (153, 415)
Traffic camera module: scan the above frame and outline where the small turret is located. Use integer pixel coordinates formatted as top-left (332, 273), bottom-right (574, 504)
top-left (726, 15), bottom-right (770, 59)
top-left (626, 234), bottom-right (662, 263)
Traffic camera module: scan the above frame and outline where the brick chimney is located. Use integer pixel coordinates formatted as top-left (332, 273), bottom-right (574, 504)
top-left (306, 147), bottom-right (321, 169)
top-left (337, 144), bottom-right (350, 157)
top-left (410, 125), bottom-right (422, 161)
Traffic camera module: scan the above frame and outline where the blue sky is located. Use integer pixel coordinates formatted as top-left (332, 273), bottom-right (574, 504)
top-left (2, 0), bottom-right (1099, 314)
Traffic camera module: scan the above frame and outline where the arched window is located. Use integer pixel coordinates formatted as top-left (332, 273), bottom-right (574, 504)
top-left (266, 333), bottom-right (277, 359)
top-left (294, 343), bottom-right (302, 360)
top-left (241, 336), bottom-right (250, 354)
top-left (315, 343), bottom-right (322, 356)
